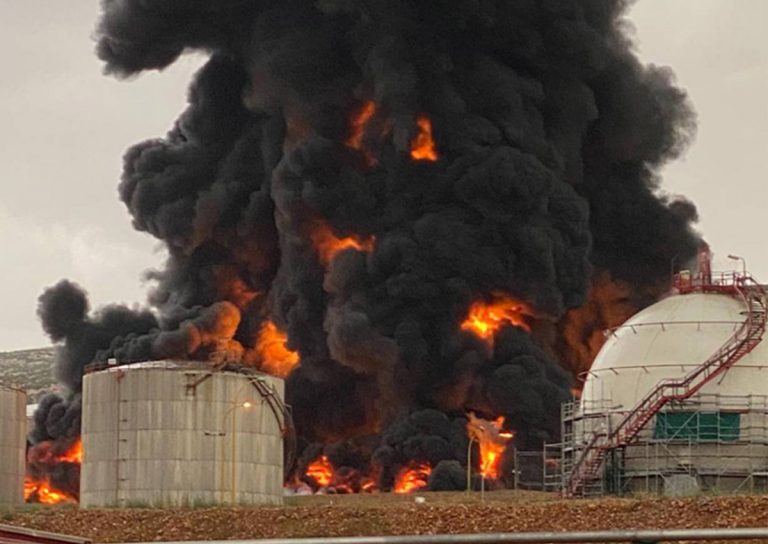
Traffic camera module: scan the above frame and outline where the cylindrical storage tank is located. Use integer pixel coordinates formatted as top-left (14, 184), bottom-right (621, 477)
top-left (81, 361), bottom-right (285, 507)
top-left (0, 383), bottom-right (27, 505)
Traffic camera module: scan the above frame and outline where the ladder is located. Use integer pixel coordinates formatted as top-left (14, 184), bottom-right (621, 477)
top-left (248, 376), bottom-right (297, 473)
top-left (565, 274), bottom-right (767, 496)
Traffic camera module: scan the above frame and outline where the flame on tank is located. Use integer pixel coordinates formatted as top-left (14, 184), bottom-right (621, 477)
top-left (393, 463), bottom-right (431, 494)
top-left (256, 320), bottom-right (299, 378)
top-left (410, 116), bottom-right (438, 162)
top-left (310, 223), bottom-right (375, 267)
top-left (306, 455), bottom-right (334, 488)
top-left (461, 294), bottom-right (532, 342)
top-left (24, 439), bottom-right (82, 504)
top-left (467, 414), bottom-right (513, 480)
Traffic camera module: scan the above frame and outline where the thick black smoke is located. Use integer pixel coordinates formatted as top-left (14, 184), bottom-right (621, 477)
top-left (34, 0), bottom-right (700, 492)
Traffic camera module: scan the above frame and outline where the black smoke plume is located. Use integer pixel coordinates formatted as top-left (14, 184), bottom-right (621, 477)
top-left (32, 0), bottom-right (699, 496)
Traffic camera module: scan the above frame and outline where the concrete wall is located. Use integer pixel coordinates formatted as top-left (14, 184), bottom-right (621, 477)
top-left (80, 363), bottom-right (284, 507)
top-left (0, 385), bottom-right (26, 505)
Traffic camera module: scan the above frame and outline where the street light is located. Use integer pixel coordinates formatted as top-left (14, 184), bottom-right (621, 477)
top-left (465, 437), bottom-right (487, 502)
top-left (466, 436), bottom-right (474, 496)
top-left (728, 254), bottom-right (747, 276)
top-left (219, 400), bottom-right (254, 505)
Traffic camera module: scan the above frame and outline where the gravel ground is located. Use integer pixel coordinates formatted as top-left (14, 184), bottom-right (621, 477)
top-left (3, 492), bottom-right (768, 543)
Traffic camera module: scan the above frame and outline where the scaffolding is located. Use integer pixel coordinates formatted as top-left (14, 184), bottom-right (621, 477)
top-left (548, 392), bottom-right (768, 496)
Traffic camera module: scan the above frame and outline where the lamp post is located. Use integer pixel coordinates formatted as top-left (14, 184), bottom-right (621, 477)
top-left (465, 436), bottom-right (487, 502)
top-left (466, 436), bottom-right (474, 496)
top-left (728, 254), bottom-right (747, 277)
top-left (218, 400), bottom-right (253, 505)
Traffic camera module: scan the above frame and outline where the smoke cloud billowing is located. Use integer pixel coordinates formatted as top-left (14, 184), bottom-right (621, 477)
top-left (31, 0), bottom-right (700, 494)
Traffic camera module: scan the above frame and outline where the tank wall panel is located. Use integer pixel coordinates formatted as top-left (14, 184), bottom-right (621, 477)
top-left (81, 366), bottom-right (284, 507)
top-left (0, 387), bottom-right (26, 505)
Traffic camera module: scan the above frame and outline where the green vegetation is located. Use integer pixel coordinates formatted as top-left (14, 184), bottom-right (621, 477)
top-left (0, 347), bottom-right (56, 402)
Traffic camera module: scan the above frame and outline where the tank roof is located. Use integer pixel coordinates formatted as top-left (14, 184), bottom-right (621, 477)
top-left (582, 290), bottom-right (768, 411)
top-left (85, 359), bottom-right (278, 380)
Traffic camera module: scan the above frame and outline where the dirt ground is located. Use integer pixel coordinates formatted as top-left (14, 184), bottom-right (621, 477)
top-left (3, 491), bottom-right (768, 543)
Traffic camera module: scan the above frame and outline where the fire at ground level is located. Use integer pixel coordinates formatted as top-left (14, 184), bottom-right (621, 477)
top-left (24, 410), bottom-right (519, 503)
top-left (25, 294), bottom-right (535, 504)
top-left (3, 493), bottom-right (768, 542)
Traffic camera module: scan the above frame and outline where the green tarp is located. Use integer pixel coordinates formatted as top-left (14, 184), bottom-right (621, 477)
top-left (654, 411), bottom-right (741, 441)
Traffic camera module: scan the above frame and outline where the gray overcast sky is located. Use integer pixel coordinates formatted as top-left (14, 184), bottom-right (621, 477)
top-left (0, 1), bottom-right (766, 352)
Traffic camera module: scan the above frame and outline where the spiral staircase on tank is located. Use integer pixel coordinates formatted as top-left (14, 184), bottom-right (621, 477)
top-left (565, 271), bottom-right (768, 497)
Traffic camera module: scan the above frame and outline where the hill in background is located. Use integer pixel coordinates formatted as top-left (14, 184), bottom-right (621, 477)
top-left (0, 347), bottom-right (56, 402)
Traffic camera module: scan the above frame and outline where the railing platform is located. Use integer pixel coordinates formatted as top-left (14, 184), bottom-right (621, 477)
top-left (125, 528), bottom-right (768, 544)
top-left (0, 525), bottom-right (91, 544)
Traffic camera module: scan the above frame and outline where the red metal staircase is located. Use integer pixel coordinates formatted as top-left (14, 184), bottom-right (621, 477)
top-left (565, 272), bottom-right (768, 497)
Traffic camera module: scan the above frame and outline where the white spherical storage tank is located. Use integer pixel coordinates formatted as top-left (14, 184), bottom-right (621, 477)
top-left (0, 383), bottom-right (27, 505)
top-left (582, 292), bottom-right (768, 409)
top-left (577, 284), bottom-right (768, 494)
top-left (80, 361), bottom-right (286, 507)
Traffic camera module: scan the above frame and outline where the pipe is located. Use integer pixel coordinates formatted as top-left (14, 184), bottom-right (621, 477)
top-left (126, 528), bottom-right (768, 544)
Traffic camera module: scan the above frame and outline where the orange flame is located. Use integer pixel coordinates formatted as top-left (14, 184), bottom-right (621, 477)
top-left (59, 439), bottom-right (83, 464)
top-left (393, 463), bottom-right (432, 494)
top-left (24, 477), bottom-right (77, 505)
top-left (256, 321), bottom-right (300, 378)
top-left (467, 414), bottom-right (514, 480)
top-left (310, 223), bottom-right (375, 266)
top-left (410, 116), bottom-right (438, 162)
top-left (306, 455), bottom-right (334, 488)
top-left (360, 478), bottom-right (377, 493)
top-left (461, 294), bottom-right (532, 342)
top-left (347, 101), bottom-right (377, 158)
top-left (24, 439), bottom-right (81, 504)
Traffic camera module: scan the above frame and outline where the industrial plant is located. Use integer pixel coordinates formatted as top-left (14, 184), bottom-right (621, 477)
top-left (0, 382), bottom-right (26, 505)
top-left (80, 361), bottom-right (290, 507)
top-left (547, 250), bottom-right (768, 496)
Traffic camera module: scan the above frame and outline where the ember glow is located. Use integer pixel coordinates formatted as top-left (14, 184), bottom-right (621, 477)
top-left (305, 455), bottom-right (334, 488)
top-left (393, 463), bottom-right (432, 494)
top-left (571, 387), bottom-right (583, 399)
top-left (461, 295), bottom-right (532, 341)
top-left (256, 320), bottom-right (299, 378)
top-left (410, 116), bottom-right (438, 162)
top-left (346, 101), bottom-right (377, 164)
top-left (310, 223), bottom-right (375, 267)
top-left (467, 414), bottom-right (514, 481)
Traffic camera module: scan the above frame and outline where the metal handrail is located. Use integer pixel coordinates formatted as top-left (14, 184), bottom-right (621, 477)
top-left (563, 429), bottom-right (607, 489)
top-left (125, 527), bottom-right (768, 544)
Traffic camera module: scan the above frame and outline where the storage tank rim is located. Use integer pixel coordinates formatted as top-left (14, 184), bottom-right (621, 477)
top-left (85, 360), bottom-right (279, 381)
top-left (0, 382), bottom-right (25, 394)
